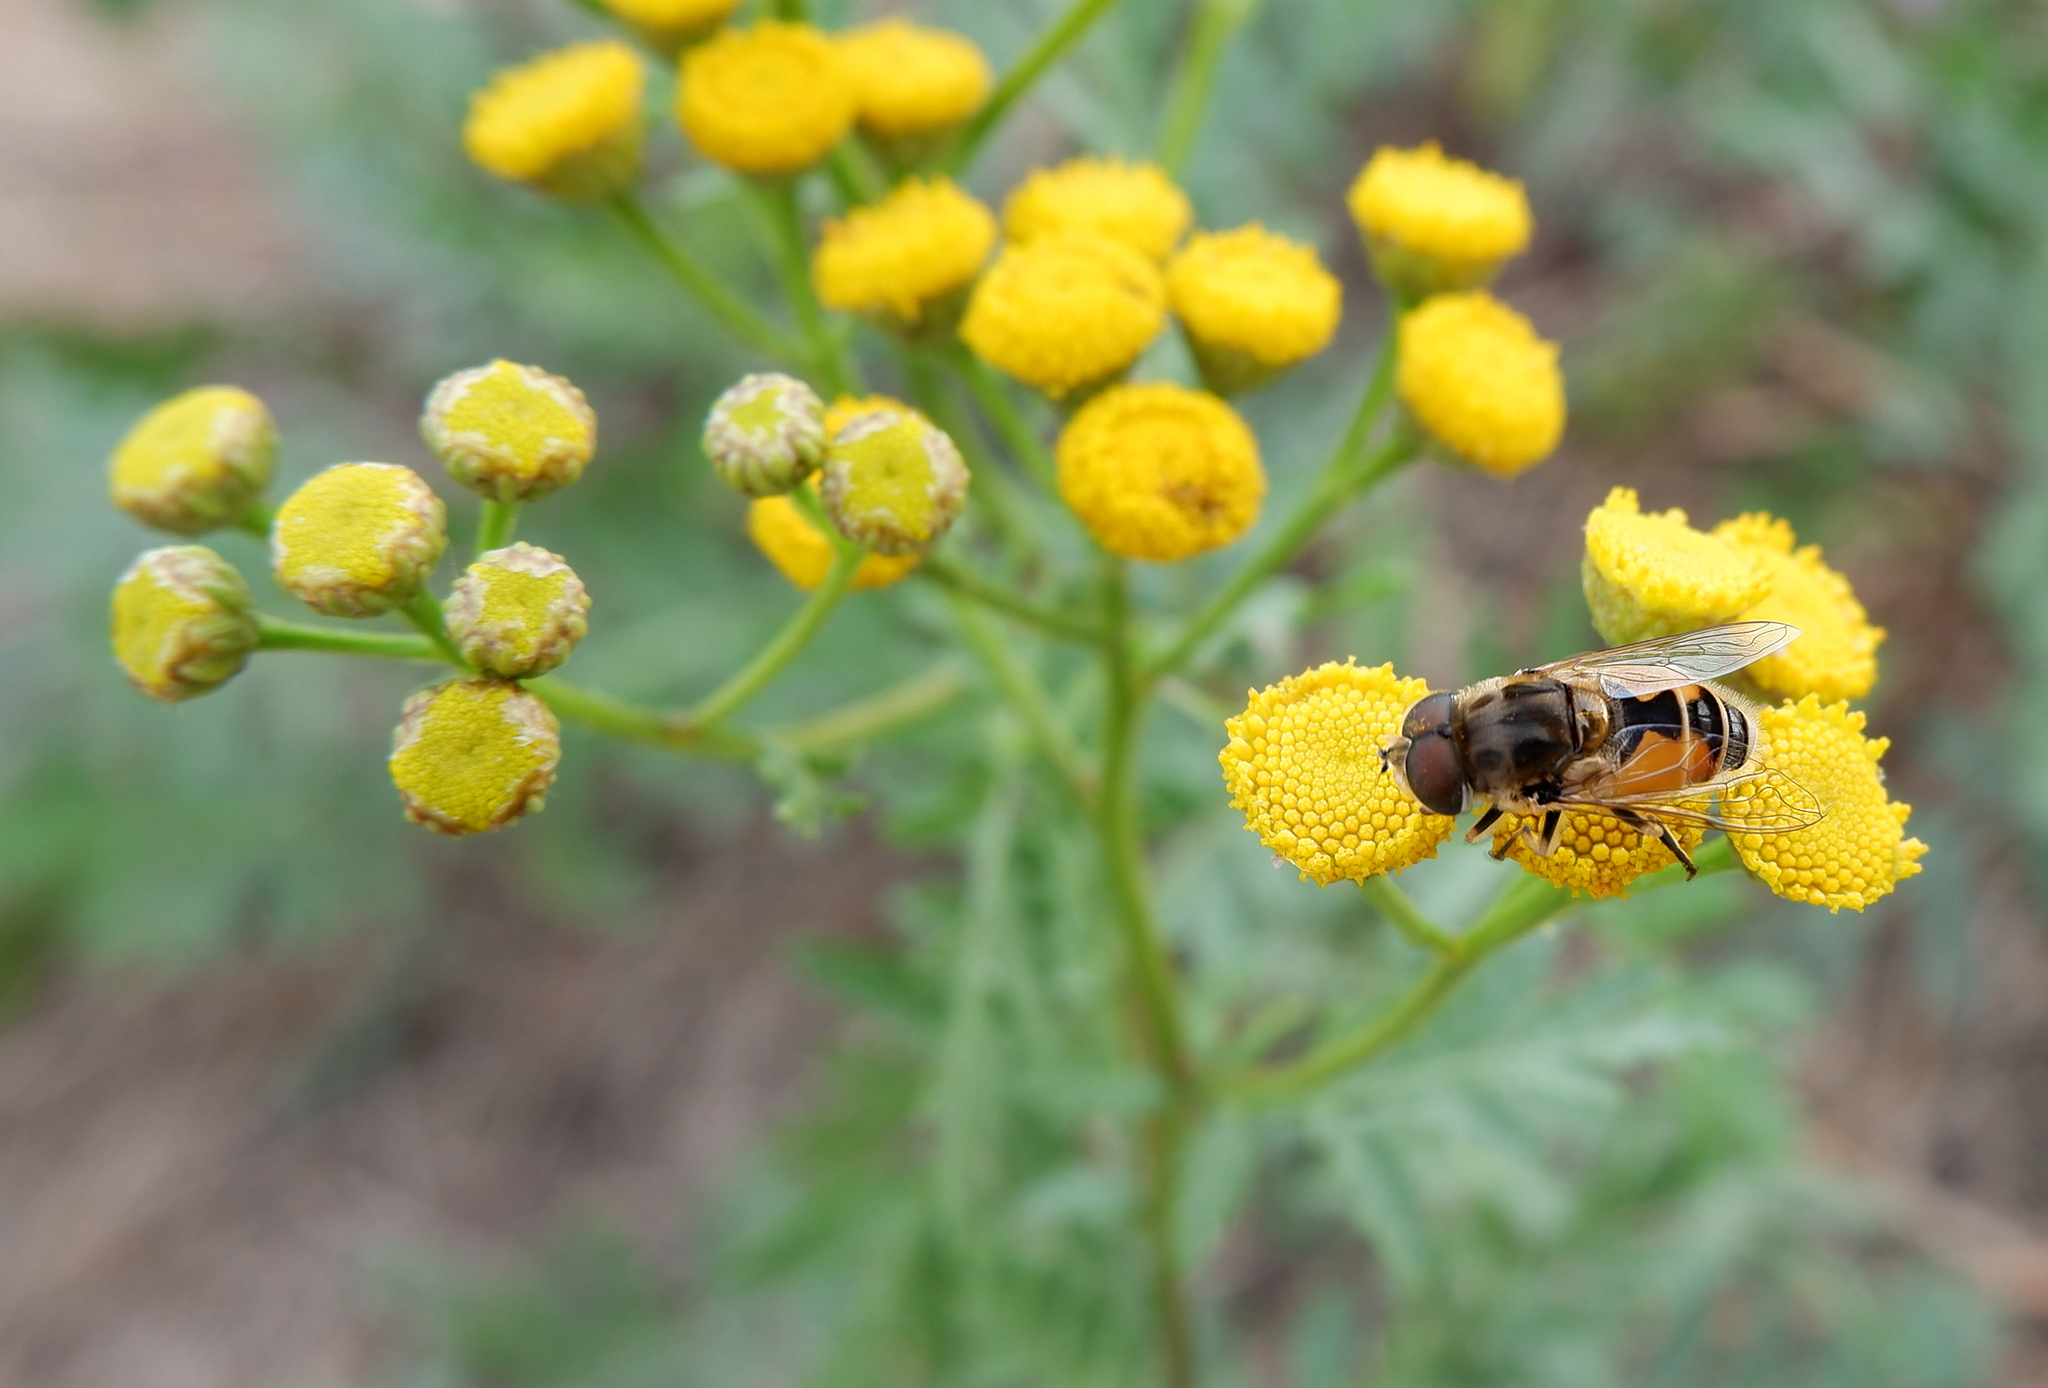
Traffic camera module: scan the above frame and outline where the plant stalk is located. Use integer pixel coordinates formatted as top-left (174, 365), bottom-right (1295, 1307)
top-left (399, 592), bottom-right (469, 669)
top-left (920, 555), bottom-right (1098, 642)
top-left (752, 180), bottom-right (859, 396)
top-left (1156, 0), bottom-right (1262, 175)
top-left (952, 352), bottom-right (1060, 494)
top-left (687, 542), bottom-right (863, 728)
top-left (475, 499), bottom-right (520, 554)
top-left (943, 0), bottom-right (1127, 173)
top-left (254, 615), bottom-right (442, 661)
top-left (609, 193), bottom-right (804, 364)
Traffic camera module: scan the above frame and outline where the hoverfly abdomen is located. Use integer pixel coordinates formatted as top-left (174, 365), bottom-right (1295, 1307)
top-left (1607, 682), bottom-right (1753, 794)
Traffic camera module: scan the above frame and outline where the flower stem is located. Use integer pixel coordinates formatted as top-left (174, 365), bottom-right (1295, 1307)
top-left (765, 661), bottom-right (968, 753)
top-left (528, 676), bottom-right (759, 759)
top-left (399, 592), bottom-right (469, 669)
top-left (686, 542), bottom-right (863, 727)
top-left (1361, 877), bottom-right (1456, 955)
top-left (1155, 0), bottom-right (1261, 176)
top-left (254, 614), bottom-right (441, 661)
top-left (944, 591), bottom-right (1095, 805)
top-left (475, 499), bottom-right (520, 555)
top-left (951, 351), bottom-right (1059, 494)
top-left (609, 193), bottom-right (804, 365)
top-left (919, 554), bottom-right (1098, 643)
top-left (750, 180), bottom-right (860, 397)
top-left (944, 0), bottom-right (1127, 173)
top-left (236, 503), bottom-right (273, 540)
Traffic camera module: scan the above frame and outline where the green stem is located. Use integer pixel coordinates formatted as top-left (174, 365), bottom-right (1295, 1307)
top-left (943, 0), bottom-right (1127, 173)
top-left (825, 140), bottom-right (884, 205)
top-left (751, 181), bottom-right (859, 397)
top-left (236, 503), bottom-right (273, 540)
top-left (944, 591), bottom-right (1095, 805)
top-left (1361, 877), bottom-right (1456, 955)
top-left (399, 592), bottom-right (469, 669)
top-left (609, 193), bottom-right (803, 364)
top-left (1155, 0), bottom-right (1261, 176)
top-left (254, 614), bottom-right (441, 661)
top-left (952, 352), bottom-right (1059, 494)
top-left (527, 676), bottom-right (758, 759)
top-left (920, 555), bottom-right (1098, 643)
top-left (687, 542), bottom-right (862, 727)
top-left (765, 661), bottom-right (968, 753)
top-left (475, 500), bottom-right (520, 554)
top-left (903, 345), bottom-right (1039, 559)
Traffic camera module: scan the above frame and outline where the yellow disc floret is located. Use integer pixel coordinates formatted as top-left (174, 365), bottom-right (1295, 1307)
top-left (1492, 808), bottom-right (1703, 899)
top-left (811, 178), bottom-right (996, 328)
top-left (960, 234), bottom-right (1167, 399)
top-left (463, 41), bottom-right (645, 200)
top-left (1712, 513), bottom-right (1884, 703)
top-left (389, 678), bottom-right (561, 836)
top-left (747, 481), bottom-right (920, 591)
top-left (820, 408), bottom-right (969, 555)
top-left (1397, 290), bottom-right (1565, 477)
top-left (1581, 487), bottom-right (1771, 646)
top-left (836, 18), bottom-right (991, 138)
top-left (272, 463), bottom-right (448, 617)
top-left (596, 0), bottom-right (739, 52)
top-left (1056, 383), bottom-right (1264, 563)
top-left (109, 385), bottom-right (275, 535)
top-left (109, 545), bottom-right (259, 703)
top-left (1166, 224), bottom-right (1342, 393)
top-left (421, 360), bottom-right (598, 502)
top-left (1723, 696), bottom-right (1925, 913)
top-left (677, 22), bottom-right (854, 176)
top-left (1220, 661), bottom-right (1455, 884)
top-left (445, 542), bottom-right (591, 679)
top-left (1346, 141), bottom-right (1532, 297)
top-left (1002, 156), bottom-right (1192, 262)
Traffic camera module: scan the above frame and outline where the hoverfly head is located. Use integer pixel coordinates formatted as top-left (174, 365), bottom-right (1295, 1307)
top-left (1396, 691), bottom-right (1469, 816)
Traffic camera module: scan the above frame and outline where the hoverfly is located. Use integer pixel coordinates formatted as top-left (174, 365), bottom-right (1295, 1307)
top-left (1381, 621), bottom-right (1823, 878)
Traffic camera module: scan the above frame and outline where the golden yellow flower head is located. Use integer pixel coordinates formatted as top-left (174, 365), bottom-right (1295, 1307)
top-left (109, 385), bottom-right (275, 535)
top-left (1723, 696), bottom-right (1924, 912)
top-left (422, 360), bottom-right (598, 503)
top-left (811, 178), bottom-right (996, 331)
top-left (463, 41), bottom-right (645, 201)
top-left (1346, 141), bottom-right (1532, 298)
top-left (677, 22), bottom-right (854, 176)
top-left (1221, 661), bottom-right (1455, 884)
top-left (1581, 487), bottom-right (1771, 646)
top-left (445, 542), bottom-right (591, 679)
top-left (960, 233), bottom-right (1167, 399)
top-left (109, 545), bottom-right (258, 703)
top-left (1056, 383), bottom-right (1264, 563)
top-left (824, 393), bottom-right (915, 437)
top-left (389, 678), bottom-right (561, 836)
top-left (820, 407), bottom-right (969, 555)
top-left (836, 18), bottom-right (991, 139)
top-left (596, 0), bottom-right (739, 54)
top-left (1397, 290), bottom-right (1565, 477)
top-left (1002, 156), bottom-right (1192, 262)
top-left (1166, 224), bottom-right (1342, 394)
top-left (1492, 809), bottom-right (1703, 899)
top-left (702, 372), bottom-right (827, 497)
top-left (747, 481), bottom-right (920, 591)
top-left (272, 463), bottom-right (448, 618)
top-left (1712, 514), bottom-right (1884, 703)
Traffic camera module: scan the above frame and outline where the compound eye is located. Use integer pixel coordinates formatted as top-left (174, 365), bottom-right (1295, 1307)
top-left (1401, 691), bottom-right (1456, 742)
top-left (1402, 732), bottom-right (1468, 816)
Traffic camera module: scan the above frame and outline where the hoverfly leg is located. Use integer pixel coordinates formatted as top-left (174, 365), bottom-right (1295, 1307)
top-left (1465, 804), bottom-right (1503, 844)
top-left (1616, 808), bottom-right (1697, 880)
top-left (1538, 808), bottom-right (1563, 856)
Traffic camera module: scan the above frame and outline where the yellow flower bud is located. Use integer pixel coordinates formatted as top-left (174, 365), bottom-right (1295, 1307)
top-left (389, 678), bottom-right (561, 836)
top-left (109, 545), bottom-right (259, 702)
top-left (1724, 696), bottom-right (1925, 913)
top-left (1166, 225), bottom-right (1343, 395)
top-left (108, 385), bottom-right (275, 535)
top-left (959, 234), bottom-right (1167, 399)
top-left (1055, 383), bottom-right (1264, 563)
top-left (595, 0), bottom-right (739, 54)
top-left (702, 372), bottom-right (827, 497)
top-left (463, 41), bottom-right (645, 201)
top-left (836, 18), bottom-right (991, 141)
top-left (676, 22), bottom-right (854, 177)
top-left (1492, 808), bottom-right (1702, 899)
top-left (1581, 487), bottom-right (1770, 646)
top-left (1002, 157), bottom-right (1192, 262)
top-left (811, 178), bottom-right (996, 336)
top-left (1220, 661), bottom-right (1455, 885)
top-left (1396, 290), bottom-right (1565, 477)
top-left (820, 408), bottom-right (968, 555)
top-left (1711, 514), bottom-right (1884, 703)
top-left (421, 360), bottom-right (598, 503)
top-left (1346, 142), bottom-right (1532, 299)
top-left (444, 543), bottom-right (591, 679)
top-left (747, 480), bottom-right (920, 591)
top-left (273, 463), bottom-right (448, 617)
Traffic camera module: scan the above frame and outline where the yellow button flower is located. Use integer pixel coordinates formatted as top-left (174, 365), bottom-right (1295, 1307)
top-left (747, 481), bottom-right (920, 591)
top-left (445, 543), bottom-right (591, 679)
top-left (463, 41), bottom-right (645, 201)
top-left (836, 18), bottom-right (991, 139)
top-left (421, 360), bottom-right (598, 503)
top-left (1221, 661), bottom-right (1455, 884)
top-left (677, 22), bottom-right (854, 176)
top-left (1397, 290), bottom-right (1564, 477)
top-left (1581, 487), bottom-right (1770, 646)
top-left (820, 407), bottom-right (969, 556)
top-left (702, 371), bottom-right (828, 497)
top-left (1491, 809), bottom-right (1702, 899)
top-left (596, 0), bottom-right (739, 54)
top-left (1724, 696), bottom-right (1925, 913)
top-left (1712, 514), bottom-right (1884, 703)
top-left (1056, 383), bottom-right (1264, 563)
top-left (1346, 141), bottom-right (1532, 299)
top-left (1166, 224), bottom-right (1342, 394)
top-left (1002, 156), bottom-right (1192, 262)
top-left (811, 178), bottom-right (996, 332)
top-left (109, 385), bottom-right (275, 535)
top-left (960, 234), bottom-right (1167, 399)
top-left (389, 678), bottom-right (561, 836)
top-left (272, 463), bottom-right (448, 618)
top-left (110, 545), bottom-right (258, 703)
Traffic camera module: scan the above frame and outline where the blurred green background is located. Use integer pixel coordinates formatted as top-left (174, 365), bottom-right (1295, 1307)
top-left (4, 0), bottom-right (2047, 1384)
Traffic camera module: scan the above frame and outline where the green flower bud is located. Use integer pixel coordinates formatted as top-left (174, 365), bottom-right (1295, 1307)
top-left (444, 542), bottom-right (591, 679)
top-left (389, 678), bottom-right (561, 836)
top-left (110, 545), bottom-right (259, 702)
top-left (702, 372), bottom-right (828, 497)
top-left (819, 407), bottom-right (968, 556)
top-left (108, 386), bottom-right (275, 535)
top-left (421, 360), bottom-right (598, 502)
top-left (272, 463), bottom-right (448, 617)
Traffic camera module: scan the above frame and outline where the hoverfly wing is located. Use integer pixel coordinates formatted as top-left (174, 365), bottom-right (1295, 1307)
top-left (1558, 760), bottom-right (1825, 835)
top-left (1528, 622), bottom-right (1801, 698)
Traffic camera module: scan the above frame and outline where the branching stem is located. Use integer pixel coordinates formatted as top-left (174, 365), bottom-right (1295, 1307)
top-left (610, 193), bottom-right (803, 364)
top-left (1156, 0), bottom-right (1262, 175)
top-left (943, 0), bottom-right (1127, 173)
